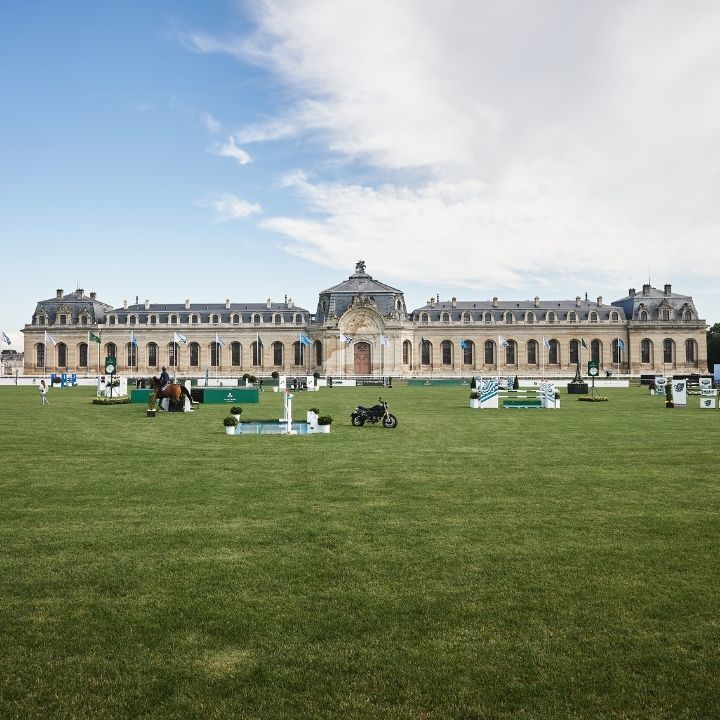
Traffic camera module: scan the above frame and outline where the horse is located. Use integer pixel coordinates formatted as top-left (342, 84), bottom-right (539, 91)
top-left (148, 376), bottom-right (194, 411)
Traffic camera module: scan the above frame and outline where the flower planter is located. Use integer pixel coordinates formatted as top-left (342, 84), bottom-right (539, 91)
top-left (225, 425), bottom-right (237, 435)
top-left (317, 424), bottom-right (331, 433)
top-left (469, 399), bottom-right (480, 409)
top-left (146, 409), bottom-right (156, 418)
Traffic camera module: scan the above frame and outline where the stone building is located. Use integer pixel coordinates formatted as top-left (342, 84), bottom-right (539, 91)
top-left (22, 262), bottom-right (707, 377)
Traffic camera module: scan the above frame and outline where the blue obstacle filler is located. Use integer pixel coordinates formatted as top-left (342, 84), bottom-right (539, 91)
top-left (235, 421), bottom-right (312, 435)
top-left (477, 377), bottom-right (558, 409)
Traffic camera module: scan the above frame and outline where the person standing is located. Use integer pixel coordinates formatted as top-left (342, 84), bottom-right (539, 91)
top-left (39, 379), bottom-right (49, 405)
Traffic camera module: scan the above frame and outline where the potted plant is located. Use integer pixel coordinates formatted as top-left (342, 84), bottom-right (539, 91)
top-left (554, 390), bottom-right (561, 408)
top-left (469, 390), bottom-right (480, 409)
top-left (230, 406), bottom-right (243, 422)
top-left (223, 415), bottom-right (239, 435)
top-left (271, 370), bottom-right (280, 391)
top-left (146, 391), bottom-right (157, 417)
top-left (665, 381), bottom-right (674, 408)
top-left (317, 415), bottom-right (332, 433)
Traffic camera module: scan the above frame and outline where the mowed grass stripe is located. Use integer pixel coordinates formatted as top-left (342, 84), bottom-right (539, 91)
top-left (0, 384), bottom-right (718, 719)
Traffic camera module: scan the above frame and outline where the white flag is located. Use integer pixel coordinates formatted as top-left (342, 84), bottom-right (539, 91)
top-left (379, 334), bottom-right (390, 347)
top-left (44, 331), bottom-right (57, 345)
top-left (341, 333), bottom-right (353, 344)
top-left (214, 333), bottom-right (225, 347)
top-left (499, 336), bottom-right (510, 348)
top-left (173, 331), bottom-right (187, 345)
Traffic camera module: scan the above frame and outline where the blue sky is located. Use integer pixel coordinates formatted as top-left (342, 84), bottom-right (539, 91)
top-left (3, 0), bottom-right (720, 348)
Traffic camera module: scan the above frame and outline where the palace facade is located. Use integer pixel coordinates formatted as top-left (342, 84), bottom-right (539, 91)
top-left (23, 262), bottom-right (707, 377)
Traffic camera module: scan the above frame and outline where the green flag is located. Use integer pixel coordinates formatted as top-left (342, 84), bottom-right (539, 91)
top-left (89, 331), bottom-right (101, 344)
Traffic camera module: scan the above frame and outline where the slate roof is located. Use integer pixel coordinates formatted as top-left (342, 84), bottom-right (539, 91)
top-left (33, 290), bottom-right (113, 325)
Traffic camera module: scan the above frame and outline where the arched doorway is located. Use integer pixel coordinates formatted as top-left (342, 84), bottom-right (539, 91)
top-left (354, 341), bottom-right (371, 374)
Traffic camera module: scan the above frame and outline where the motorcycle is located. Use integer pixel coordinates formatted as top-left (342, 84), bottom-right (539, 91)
top-left (351, 398), bottom-right (398, 428)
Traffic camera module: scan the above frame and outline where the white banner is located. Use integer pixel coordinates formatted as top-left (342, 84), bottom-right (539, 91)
top-left (671, 379), bottom-right (687, 406)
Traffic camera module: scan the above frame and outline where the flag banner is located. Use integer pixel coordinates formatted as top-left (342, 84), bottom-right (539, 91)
top-left (499, 336), bottom-right (510, 348)
top-left (1, 331), bottom-right (10, 345)
top-left (379, 334), bottom-right (390, 347)
top-left (299, 333), bottom-right (312, 346)
top-left (617, 338), bottom-right (625, 351)
top-left (460, 338), bottom-right (468, 350)
top-left (256, 333), bottom-right (263, 348)
top-left (542, 336), bottom-right (551, 349)
top-left (214, 333), bottom-right (226, 347)
top-left (44, 331), bottom-right (57, 345)
top-left (341, 333), bottom-right (353, 344)
top-left (88, 331), bottom-right (101, 344)
top-left (130, 331), bottom-right (138, 347)
top-left (672, 379), bottom-right (687, 406)
top-left (581, 338), bottom-right (588, 349)
top-left (173, 331), bottom-right (187, 344)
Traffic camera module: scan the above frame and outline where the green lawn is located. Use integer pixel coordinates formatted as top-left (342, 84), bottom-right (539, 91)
top-left (1, 384), bottom-right (718, 719)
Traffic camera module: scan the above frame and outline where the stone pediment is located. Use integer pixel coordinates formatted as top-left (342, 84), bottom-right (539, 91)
top-left (339, 305), bottom-right (384, 337)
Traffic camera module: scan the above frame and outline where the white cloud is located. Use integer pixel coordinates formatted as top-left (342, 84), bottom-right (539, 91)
top-left (191, 1), bottom-right (720, 311)
top-left (201, 111), bottom-right (222, 134)
top-left (196, 194), bottom-right (261, 222)
top-left (208, 136), bottom-right (252, 165)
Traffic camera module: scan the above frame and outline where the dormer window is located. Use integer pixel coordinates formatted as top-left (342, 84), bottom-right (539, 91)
top-left (191, 314), bottom-right (199, 325)
top-left (483, 312), bottom-right (493, 323)
top-left (610, 311), bottom-right (619, 322)
top-left (661, 309), bottom-right (670, 321)
top-left (252, 313), bottom-right (261, 324)
top-left (589, 311), bottom-right (598, 323)
top-left (421, 312), bottom-right (430, 323)
top-left (567, 311), bottom-right (577, 323)
top-left (294, 313), bottom-right (303, 324)
top-left (441, 312), bottom-right (450, 323)
top-left (526, 312), bottom-right (535, 323)
top-left (210, 314), bottom-right (220, 325)
top-left (639, 310), bottom-right (648, 321)
top-left (546, 311), bottom-right (556, 323)
top-left (462, 312), bottom-right (471, 323)
top-left (504, 312), bottom-right (514, 324)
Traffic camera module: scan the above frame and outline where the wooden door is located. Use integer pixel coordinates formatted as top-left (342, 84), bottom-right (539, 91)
top-left (354, 342), bottom-right (371, 374)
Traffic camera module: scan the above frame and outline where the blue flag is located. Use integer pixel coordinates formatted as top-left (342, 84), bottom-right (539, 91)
top-left (130, 331), bottom-right (138, 348)
top-left (1, 331), bottom-right (10, 345)
top-left (299, 333), bottom-right (311, 346)
top-left (340, 333), bottom-right (353, 344)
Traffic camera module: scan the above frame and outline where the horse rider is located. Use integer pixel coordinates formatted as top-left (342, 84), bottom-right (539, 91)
top-left (159, 366), bottom-right (171, 392)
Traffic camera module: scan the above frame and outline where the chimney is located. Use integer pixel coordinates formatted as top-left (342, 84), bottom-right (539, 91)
top-left (266, 298), bottom-right (272, 309)
top-left (436, 293), bottom-right (440, 303)
top-left (597, 296), bottom-right (603, 306)
top-left (451, 297), bottom-right (457, 308)
top-left (629, 288), bottom-right (636, 297)
top-left (534, 296), bottom-right (540, 307)
top-left (135, 295), bottom-right (139, 305)
top-left (225, 298), bottom-right (230, 309)
top-left (75, 289), bottom-right (84, 299)
top-left (575, 296), bottom-right (581, 307)
top-left (90, 292), bottom-right (96, 300)
top-left (284, 294), bottom-right (288, 304)
top-left (123, 299), bottom-right (128, 309)
top-left (145, 299), bottom-right (150, 310)
top-left (642, 284), bottom-right (651, 295)
top-left (185, 299), bottom-right (190, 309)
top-left (56, 289), bottom-right (63, 299)
top-left (493, 297), bottom-right (498, 307)
top-left (664, 284), bottom-right (672, 295)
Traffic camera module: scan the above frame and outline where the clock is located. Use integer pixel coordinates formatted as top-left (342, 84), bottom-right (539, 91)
top-left (106, 363), bottom-right (115, 374)
top-left (588, 366), bottom-right (598, 376)
top-left (587, 360), bottom-right (599, 377)
top-left (105, 356), bottom-right (117, 374)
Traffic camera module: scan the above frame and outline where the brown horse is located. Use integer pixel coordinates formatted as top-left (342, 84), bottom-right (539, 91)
top-left (148, 376), bottom-right (194, 411)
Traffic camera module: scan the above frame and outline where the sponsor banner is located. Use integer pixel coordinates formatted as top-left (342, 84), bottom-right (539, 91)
top-left (671, 379), bottom-right (687, 406)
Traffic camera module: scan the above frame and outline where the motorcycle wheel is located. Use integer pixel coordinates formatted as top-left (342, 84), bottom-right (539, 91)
top-left (383, 414), bottom-right (398, 428)
top-left (351, 415), bottom-right (365, 427)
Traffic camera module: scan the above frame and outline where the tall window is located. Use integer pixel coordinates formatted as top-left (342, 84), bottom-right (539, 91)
top-left (527, 340), bottom-right (538, 365)
top-left (420, 312), bottom-right (429, 323)
top-left (483, 312), bottom-right (493, 323)
top-left (403, 340), bottom-right (412, 365)
top-left (569, 339), bottom-right (579, 365)
top-left (293, 341), bottom-right (304, 366)
top-left (661, 309), bottom-right (670, 321)
top-left (36, 343), bottom-right (45, 367)
top-left (547, 312), bottom-right (556, 324)
top-left (484, 340), bottom-right (495, 365)
top-left (505, 340), bottom-right (516, 365)
top-left (169, 342), bottom-right (179, 367)
top-left (211, 341), bottom-right (222, 367)
top-left (441, 340), bottom-right (452, 365)
top-left (504, 312), bottom-right (514, 324)
top-left (684, 311), bottom-right (692, 321)
top-left (685, 339), bottom-right (696, 363)
top-left (639, 310), bottom-right (648, 321)
top-left (79, 343), bottom-right (88, 368)
top-left (663, 339), bottom-right (674, 364)
top-left (462, 312), bottom-right (471, 323)
top-left (612, 338), bottom-right (624, 364)
top-left (252, 341), bottom-right (262, 366)
top-left (106, 343), bottom-right (117, 360)
top-left (126, 342), bottom-right (136, 368)
top-left (589, 312), bottom-right (598, 323)
top-left (315, 341), bottom-right (323, 366)
top-left (463, 340), bottom-right (473, 365)
top-left (231, 342), bottom-right (241, 367)
top-left (526, 312), bottom-right (535, 324)
top-left (610, 311), bottom-right (619, 322)
top-left (591, 339), bottom-right (601, 364)
top-left (189, 342), bottom-right (200, 367)
top-left (548, 339), bottom-right (559, 364)
top-left (273, 341), bottom-right (284, 366)
top-left (641, 339), bottom-right (652, 364)
top-left (421, 340), bottom-right (431, 365)
top-left (147, 342), bottom-right (158, 368)
top-left (441, 312), bottom-right (450, 323)
top-left (57, 343), bottom-right (67, 367)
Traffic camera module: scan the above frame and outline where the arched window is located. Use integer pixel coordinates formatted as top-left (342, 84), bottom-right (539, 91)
top-left (189, 342), bottom-right (200, 367)
top-left (591, 339), bottom-right (601, 364)
top-left (420, 312), bottom-right (430, 323)
top-left (169, 342), bottom-right (179, 368)
top-left (210, 341), bottom-right (222, 367)
top-left (294, 314), bottom-right (304, 325)
top-left (663, 338), bottom-right (674, 364)
top-left (641, 339), bottom-right (652, 364)
top-left (252, 313), bottom-right (261, 325)
top-left (169, 314), bottom-right (178, 325)
top-left (685, 339), bottom-right (696, 363)
top-left (526, 311), bottom-right (535, 324)
top-left (80, 315), bottom-right (88, 326)
top-left (661, 309), bottom-right (670, 321)
top-left (210, 314), bottom-right (219, 325)
top-left (109, 316), bottom-right (116, 325)
top-left (569, 339), bottom-right (580, 364)
top-left (505, 340), bottom-right (516, 365)
top-left (79, 343), bottom-right (88, 368)
top-left (639, 310), bottom-right (648, 321)
top-left (230, 342), bottom-right (241, 367)
top-left (147, 342), bottom-right (158, 368)
top-left (315, 341), bottom-right (323, 366)
top-left (403, 340), bottom-right (412, 366)
top-left (463, 340), bottom-right (474, 366)
top-left (273, 341), bottom-right (284, 367)
top-left (462, 312), bottom-right (471, 323)
top-left (567, 311), bottom-right (577, 323)
top-left (35, 343), bottom-right (45, 367)
top-left (547, 311), bottom-right (556, 324)
top-left (504, 312), bottom-right (514, 324)
top-left (128, 315), bottom-right (137, 325)
top-left (441, 312), bottom-right (450, 323)
top-left (126, 342), bottom-right (136, 369)
top-left (252, 340), bottom-right (262, 366)
top-left (483, 312), bottom-right (493, 323)
top-left (548, 339), bottom-right (559, 364)
top-left (293, 341), bottom-right (304, 366)
top-left (612, 338), bottom-right (624, 364)
top-left (610, 311), bottom-right (619, 322)
top-left (273, 313), bottom-right (282, 325)
top-left (484, 340), bottom-right (495, 365)
top-left (684, 311), bottom-right (692, 321)
top-left (148, 315), bottom-right (157, 325)
top-left (441, 340), bottom-right (452, 365)
top-left (106, 342), bottom-right (117, 360)
top-left (231, 313), bottom-right (240, 324)
top-left (56, 343), bottom-right (67, 367)
top-left (527, 340), bottom-right (538, 365)
top-left (191, 314), bottom-right (199, 325)
top-left (421, 340), bottom-right (432, 365)
top-left (589, 312), bottom-right (598, 323)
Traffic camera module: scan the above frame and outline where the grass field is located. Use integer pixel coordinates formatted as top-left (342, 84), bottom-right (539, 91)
top-left (1, 383), bottom-right (719, 719)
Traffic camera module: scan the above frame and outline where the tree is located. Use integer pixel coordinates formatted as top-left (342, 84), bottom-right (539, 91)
top-left (707, 322), bottom-right (720, 372)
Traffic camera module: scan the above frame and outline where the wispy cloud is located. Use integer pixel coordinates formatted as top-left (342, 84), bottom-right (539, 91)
top-left (196, 194), bottom-right (261, 222)
top-left (208, 136), bottom-right (252, 165)
top-left (200, 111), bottom-right (222, 134)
